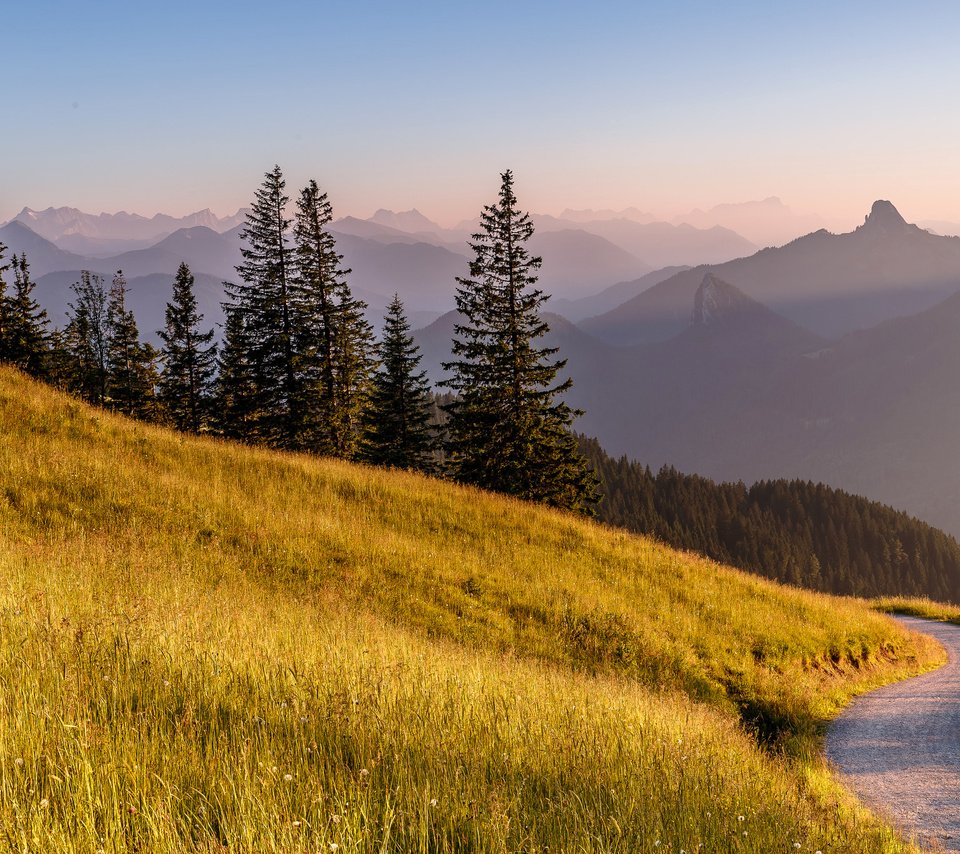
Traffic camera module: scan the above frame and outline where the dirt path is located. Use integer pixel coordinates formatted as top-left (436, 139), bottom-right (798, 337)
top-left (827, 615), bottom-right (960, 851)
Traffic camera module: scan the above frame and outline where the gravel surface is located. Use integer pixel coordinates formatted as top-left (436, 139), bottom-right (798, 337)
top-left (827, 615), bottom-right (960, 851)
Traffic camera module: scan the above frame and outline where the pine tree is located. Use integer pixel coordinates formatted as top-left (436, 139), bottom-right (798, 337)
top-left (215, 308), bottom-right (259, 440)
top-left (443, 170), bottom-right (597, 512)
top-left (65, 271), bottom-right (110, 404)
top-left (292, 179), bottom-right (349, 452)
top-left (158, 262), bottom-right (217, 432)
top-left (330, 289), bottom-right (376, 458)
top-left (45, 328), bottom-right (75, 391)
top-left (0, 243), bottom-right (12, 363)
top-left (225, 165), bottom-right (298, 446)
top-left (105, 270), bottom-right (157, 418)
top-left (364, 295), bottom-right (435, 471)
top-left (7, 254), bottom-right (49, 377)
top-left (291, 179), bottom-right (375, 457)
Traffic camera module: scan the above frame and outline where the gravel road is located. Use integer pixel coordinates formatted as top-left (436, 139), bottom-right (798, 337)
top-left (827, 615), bottom-right (960, 851)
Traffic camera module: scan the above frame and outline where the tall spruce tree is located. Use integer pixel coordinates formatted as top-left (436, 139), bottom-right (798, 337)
top-left (443, 170), bottom-right (597, 512)
top-left (65, 271), bottom-right (110, 404)
top-left (215, 308), bottom-right (259, 440)
top-left (225, 165), bottom-right (299, 446)
top-left (7, 254), bottom-right (49, 377)
top-left (292, 180), bottom-right (349, 453)
top-left (0, 243), bottom-right (13, 364)
top-left (330, 289), bottom-right (375, 458)
top-left (158, 262), bottom-right (217, 432)
top-left (105, 270), bottom-right (158, 418)
top-left (292, 179), bottom-right (375, 457)
top-left (364, 295), bottom-right (434, 471)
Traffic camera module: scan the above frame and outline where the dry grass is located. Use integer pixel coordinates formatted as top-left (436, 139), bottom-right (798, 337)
top-left (0, 367), bottom-right (943, 851)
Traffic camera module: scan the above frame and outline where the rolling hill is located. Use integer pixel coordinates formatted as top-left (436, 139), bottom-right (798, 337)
top-left (0, 220), bottom-right (92, 277)
top-left (550, 265), bottom-right (691, 321)
top-left (0, 366), bottom-right (940, 851)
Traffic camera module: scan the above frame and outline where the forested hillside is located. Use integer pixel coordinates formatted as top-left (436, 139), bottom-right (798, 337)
top-left (581, 436), bottom-right (960, 602)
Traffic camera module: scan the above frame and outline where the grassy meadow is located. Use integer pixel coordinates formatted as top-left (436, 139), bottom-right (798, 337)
top-left (0, 367), bottom-right (946, 852)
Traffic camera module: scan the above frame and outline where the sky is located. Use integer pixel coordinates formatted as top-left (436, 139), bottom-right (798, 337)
top-left (5, 0), bottom-right (960, 228)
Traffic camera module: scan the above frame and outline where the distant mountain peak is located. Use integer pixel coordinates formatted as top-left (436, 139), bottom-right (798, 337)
top-left (692, 273), bottom-right (757, 326)
top-left (860, 199), bottom-right (909, 233)
top-left (369, 208), bottom-right (440, 233)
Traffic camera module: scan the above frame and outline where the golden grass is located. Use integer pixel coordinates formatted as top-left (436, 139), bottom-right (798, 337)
top-left (874, 596), bottom-right (960, 623)
top-left (0, 367), bottom-right (944, 851)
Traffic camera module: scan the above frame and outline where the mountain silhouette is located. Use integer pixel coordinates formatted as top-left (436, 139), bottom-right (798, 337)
top-left (582, 200), bottom-right (960, 343)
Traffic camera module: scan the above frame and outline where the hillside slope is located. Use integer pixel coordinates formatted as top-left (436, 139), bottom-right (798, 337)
top-left (0, 369), bottom-right (941, 852)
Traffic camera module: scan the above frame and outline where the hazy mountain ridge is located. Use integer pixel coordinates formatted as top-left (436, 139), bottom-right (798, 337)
top-left (577, 276), bottom-right (960, 537)
top-left (7, 205), bottom-right (249, 254)
top-left (583, 200), bottom-right (960, 344)
top-left (673, 197), bottom-right (826, 248)
top-left (550, 266), bottom-right (692, 322)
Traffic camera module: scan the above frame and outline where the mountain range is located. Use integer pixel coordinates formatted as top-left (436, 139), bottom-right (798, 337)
top-left (0, 201), bottom-right (761, 328)
top-left (671, 197), bottom-right (826, 248)
top-left (582, 200), bottom-right (960, 343)
top-left (6, 198), bottom-right (960, 538)
top-left (10, 206), bottom-right (249, 255)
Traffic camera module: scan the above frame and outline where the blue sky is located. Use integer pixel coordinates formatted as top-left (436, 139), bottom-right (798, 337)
top-left (5, 1), bottom-right (960, 226)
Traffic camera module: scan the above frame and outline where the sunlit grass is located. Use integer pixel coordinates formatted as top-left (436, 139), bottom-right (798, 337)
top-left (0, 367), bottom-right (943, 851)
top-left (874, 596), bottom-right (960, 623)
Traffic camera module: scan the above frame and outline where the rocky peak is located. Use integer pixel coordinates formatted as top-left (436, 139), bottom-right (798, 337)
top-left (692, 273), bottom-right (756, 326)
top-left (858, 200), bottom-right (911, 234)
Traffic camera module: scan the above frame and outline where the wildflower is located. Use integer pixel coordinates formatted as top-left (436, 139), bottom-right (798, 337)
top-left (284, 774), bottom-right (293, 782)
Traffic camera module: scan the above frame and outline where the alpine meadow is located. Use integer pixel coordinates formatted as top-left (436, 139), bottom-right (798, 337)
top-left (0, 368), bottom-right (945, 852)
top-left (8, 2), bottom-right (960, 850)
